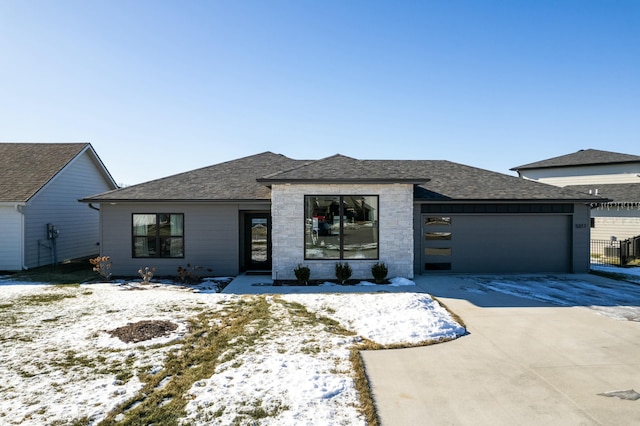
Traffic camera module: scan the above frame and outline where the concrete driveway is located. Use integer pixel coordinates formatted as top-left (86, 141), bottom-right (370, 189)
top-left (362, 274), bottom-right (640, 425)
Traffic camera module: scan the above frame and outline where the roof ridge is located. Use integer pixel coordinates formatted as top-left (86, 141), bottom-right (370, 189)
top-left (260, 153), bottom-right (357, 179)
top-left (512, 149), bottom-right (640, 170)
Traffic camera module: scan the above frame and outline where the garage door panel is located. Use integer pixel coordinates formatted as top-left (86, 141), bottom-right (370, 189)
top-left (423, 214), bottom-right (571, 273)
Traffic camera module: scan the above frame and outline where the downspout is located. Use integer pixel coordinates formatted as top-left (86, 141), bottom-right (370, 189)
top-left (86, 202), bottom-right (102, 256)
top-left (16, 204), bottom-right (27, 270)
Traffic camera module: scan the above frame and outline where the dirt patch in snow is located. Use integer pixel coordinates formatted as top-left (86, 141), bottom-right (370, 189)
top-left (107, 320), bottom-right (178, 343)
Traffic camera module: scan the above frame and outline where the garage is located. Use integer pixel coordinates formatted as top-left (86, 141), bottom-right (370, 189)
top-left (420, 204), bottom-right (574, 273)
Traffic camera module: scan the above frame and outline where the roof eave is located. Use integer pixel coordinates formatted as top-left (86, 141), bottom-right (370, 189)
top-left (257, 178), bottom-right (429, 185)
top-left (79, 198), bottom-right (272, 203)
top-left (512, 160), bottom-right (640, 172)
top-left (414, 198), bottom-right (609, 203)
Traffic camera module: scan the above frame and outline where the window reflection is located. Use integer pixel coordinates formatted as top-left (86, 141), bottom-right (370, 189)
top-left (133, 213), bottom-right (184, 258)
top-left (305, 195), bottom-right (378, 259)
top-left (425, 217), bottom-right (451, 226)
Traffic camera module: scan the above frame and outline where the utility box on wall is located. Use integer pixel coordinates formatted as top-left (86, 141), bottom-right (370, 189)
top-left (47, 223), bottom-right (59, 240)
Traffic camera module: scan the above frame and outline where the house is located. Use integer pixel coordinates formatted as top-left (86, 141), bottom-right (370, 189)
top-left (0, 143), bottom-right (118, 271)
top-left (80, 152), bottom-right (601, 279)
top-left (511, 149), bottom-right (640, 242)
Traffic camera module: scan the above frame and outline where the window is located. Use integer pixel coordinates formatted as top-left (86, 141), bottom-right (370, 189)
top-left (425, 216), bottom-right (451, 226)
top-left (133, 213), bottom-right (184, 258)
top-left (425, 232), bottom-right (452, 240)
top-left (425, 248), bottom-right (452, 256)
top-left (305, 195), bottom-right (378, 260)
top-left (423, 215), bottom-right (452, 272)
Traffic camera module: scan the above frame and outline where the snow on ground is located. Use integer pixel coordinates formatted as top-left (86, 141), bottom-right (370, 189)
top-left (458, 266), bottom-right (640, 322)
top-left (0, 278), bottom-right (464, 425)
top-left (283, 292), bottom-right (462, 346)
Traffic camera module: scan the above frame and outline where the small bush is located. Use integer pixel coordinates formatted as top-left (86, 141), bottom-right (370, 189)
top-left (138, 266), bottom-right (156, 284)
top-left (177, 264), bottom-right (211, 284)
top-left (335, 262), bottom-right (352, 284)
top-left (89, 256), bottom-right (112, 281)
top-left (371, 262), bottom-right (388, 284)
top-left (293, 264), bottom-right (311, 285)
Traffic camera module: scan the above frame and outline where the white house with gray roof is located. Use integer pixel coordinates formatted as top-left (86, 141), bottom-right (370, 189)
top-left (512, 149), bottom-right (640, 242)
top-left (82, 152), bottom-right (601, 279)
top-left (0, 143), bottom-right (117, 271)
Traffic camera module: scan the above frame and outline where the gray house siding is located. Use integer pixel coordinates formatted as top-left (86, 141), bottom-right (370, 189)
top-left (99, 202), bottom-right (269, 277)
top-left (22, 151), bottom-right (114, 268)
top-left (0, 205), bottom-right (23, 270)
top-left (571, 203), bottom-right (591, 272)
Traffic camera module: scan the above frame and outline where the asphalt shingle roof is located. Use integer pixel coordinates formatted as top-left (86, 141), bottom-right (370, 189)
top-left (83, 152), bottom-right (602, 203)
top-left (565, 184), bottom-right (640, 203)
top-left (258, 154), bottom-right (430, 183)
top-left (0, 143), bottom-right (90, 202)
top-left (409, 160), bottom-right (602, 201)
top-left (511, 149), bottom-right (640, 171)
top-left (82, 152), bottom-right (304, 201)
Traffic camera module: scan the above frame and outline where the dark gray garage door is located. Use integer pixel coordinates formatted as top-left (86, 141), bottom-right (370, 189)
top-left (421, 214), bottom-right (571, 273)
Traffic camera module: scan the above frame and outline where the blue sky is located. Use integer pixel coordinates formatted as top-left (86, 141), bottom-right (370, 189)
top-left (1, 1), bottom-right (638, 186)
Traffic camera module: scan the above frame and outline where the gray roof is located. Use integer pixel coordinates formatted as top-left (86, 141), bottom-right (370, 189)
top-left (83, 151), bottom-right (603, 203)
top-left (258, 154), bottom-right (430, 184)
top-left (565, 184), bottom-right (640, 203)
top-left (82, 152), bottom-right (304, 202)
top-left (409, 161), bottom-right (603, 201)
top-left (0, 143), bottom-right (92, 202)
top-left (511, 149), bottom-right (640, 171)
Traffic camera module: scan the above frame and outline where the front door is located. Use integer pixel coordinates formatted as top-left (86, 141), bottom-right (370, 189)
top-left (245, 213), bottom-right (271, 271)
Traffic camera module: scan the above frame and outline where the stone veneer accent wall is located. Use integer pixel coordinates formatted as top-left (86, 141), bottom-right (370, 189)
top-left (271, 183), bottom-right (414, 281)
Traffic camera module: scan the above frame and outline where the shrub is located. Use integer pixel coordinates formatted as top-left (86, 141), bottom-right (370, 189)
top-left (177, 264), bottom-right (208, 284)
top-left (371, 262), bottom-right (388, 284)
top-left (89, 255), bottom-right (112, 281)
top-left (335, 262), bottom-right (352, 284)
top-left (293, 264), bottom-right (311, 285)
top-left (138, 266), bottom-right (156, 284)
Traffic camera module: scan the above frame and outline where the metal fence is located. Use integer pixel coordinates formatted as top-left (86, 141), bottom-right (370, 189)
top-left (591, 235), bottom-right (640, 266)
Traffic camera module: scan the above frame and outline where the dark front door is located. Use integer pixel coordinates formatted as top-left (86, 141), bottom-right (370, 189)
top-left (245, 213), bottom-right (271, 271)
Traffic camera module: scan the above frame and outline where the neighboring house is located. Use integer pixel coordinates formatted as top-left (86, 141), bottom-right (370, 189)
top-left (81, 152), bottom-right (600, 279)
top-left (0, 143), bottom-right (118, 271)
top-left (511, 149), bottom-right (640, 241)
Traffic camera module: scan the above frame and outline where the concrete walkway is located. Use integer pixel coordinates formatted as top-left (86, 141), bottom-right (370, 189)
top-left (222, 273), bottom-right (425, 294)
top-left (362, 275), bottom-right (640, 425)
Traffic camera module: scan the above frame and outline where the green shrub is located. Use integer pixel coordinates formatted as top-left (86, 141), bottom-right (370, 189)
top-left (335, 262), bottom-right (352, 284)
top-left (293, 264), bottom-right (311, 285)
top-left (371, 262), bottom-right (388, 284)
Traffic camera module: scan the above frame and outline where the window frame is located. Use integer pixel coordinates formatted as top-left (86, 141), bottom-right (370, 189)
top-left (132, 213), bottom-right (185, 258)
top-left (304, 195), bottom-right (379, 260)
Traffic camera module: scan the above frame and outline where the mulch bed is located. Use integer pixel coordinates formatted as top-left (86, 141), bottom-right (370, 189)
top-left (273, 279), bottom-right (390, 286)
top-left (107, 320), bottom-right (178, 343)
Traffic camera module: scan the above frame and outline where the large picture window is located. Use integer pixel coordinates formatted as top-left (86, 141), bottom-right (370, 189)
top-left (132, 213), bottom-right (184, 258)
top-left (304, 195), bottom-right (378, 260)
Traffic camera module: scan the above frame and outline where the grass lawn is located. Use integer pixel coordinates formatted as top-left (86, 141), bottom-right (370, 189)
top-left (0, 272), bottom-right (464, 425)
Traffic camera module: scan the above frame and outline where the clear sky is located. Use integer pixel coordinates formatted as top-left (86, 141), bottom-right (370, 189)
top-left (1, 1), bottom-right (638, 186)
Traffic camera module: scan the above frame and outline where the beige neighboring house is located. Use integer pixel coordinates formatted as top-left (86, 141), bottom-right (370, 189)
top-left (0, 143), bottom-right (117, 271)
top-left (512, 149), bottom-right (640, 242)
